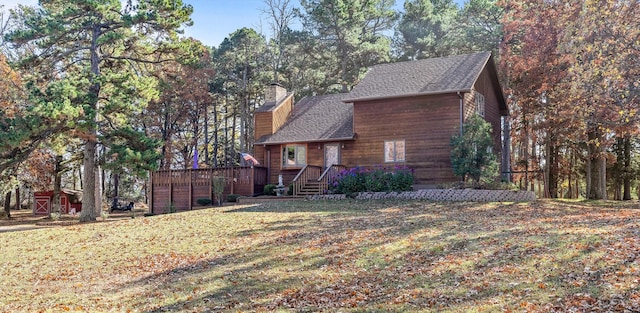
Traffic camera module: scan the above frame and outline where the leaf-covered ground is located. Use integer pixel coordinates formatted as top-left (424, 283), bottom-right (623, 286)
top-left (1, 200), bottom-right (640, 312)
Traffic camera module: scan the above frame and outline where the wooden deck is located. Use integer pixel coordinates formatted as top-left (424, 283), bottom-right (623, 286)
top-left (149, 167), bottom-right (267, 214)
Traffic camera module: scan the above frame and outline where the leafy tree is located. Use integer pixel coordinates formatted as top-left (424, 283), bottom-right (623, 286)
top-left (560, 0), bottom-right (640, 200)
top-left (143, 43), bottom-right (213, 170)
top-left (299, 0), bottom-right (396, 92)
top-left (395, 0), bottom-right (459, 60)
top-left (213, 28), bottom-right (269, 158)
top-left (500, 0), bottom-right (579, 197)
top-left (262, 0), bottom-right (296, 83)
top-left (6, 0), bottom-right (195, 221)
top-left (450, 114), bottom-right (499, 186)
top-left (501, 0), bottom-right (639, 199)
top-left (453, 0), bottom-right (503, 55)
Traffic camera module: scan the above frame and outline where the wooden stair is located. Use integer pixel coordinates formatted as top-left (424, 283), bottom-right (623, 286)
top-left (296, 180), bottom-right (322, 196)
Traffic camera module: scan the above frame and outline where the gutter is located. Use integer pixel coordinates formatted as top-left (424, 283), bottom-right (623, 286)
top-left (457, 91), bottom-right (464, 134)
top-left (343, 88), bottom-right (472, 103)
top-left (256, 136), bottom-right (357, 146)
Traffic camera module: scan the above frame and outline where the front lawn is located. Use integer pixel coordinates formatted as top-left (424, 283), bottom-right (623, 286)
top-left (1, 200), bottom-right (639, 312)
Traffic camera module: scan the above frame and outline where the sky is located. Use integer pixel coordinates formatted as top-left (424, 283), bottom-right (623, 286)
top-left (2, 0), bottom-right (465, 48)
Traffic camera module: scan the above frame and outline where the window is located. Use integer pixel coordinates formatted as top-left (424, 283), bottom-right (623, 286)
top-left (282, 145), bottom-right (306, 168)
top-left (475, 91), bottom-right (485, 117)
top-left (384, 140), bottom-right (405, 162)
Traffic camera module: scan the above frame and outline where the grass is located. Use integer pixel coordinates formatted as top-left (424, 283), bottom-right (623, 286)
top-left (1, 199), bottom-right (640, 312)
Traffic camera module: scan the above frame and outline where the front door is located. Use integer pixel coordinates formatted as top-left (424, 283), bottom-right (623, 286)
top-left (324, 143), bottom-right (340, 168)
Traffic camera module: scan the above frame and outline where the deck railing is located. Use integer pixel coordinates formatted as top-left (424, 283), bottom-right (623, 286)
top-left (318, 164), bottom-right (347, 194)
top-left (291, 165), bottom-right (323, 196)
top-left (150, 166), bottom-right (267, 213)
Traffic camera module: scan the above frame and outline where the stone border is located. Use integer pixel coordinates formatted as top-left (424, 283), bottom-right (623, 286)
top-left (307, 189), bottom-right (536, 202)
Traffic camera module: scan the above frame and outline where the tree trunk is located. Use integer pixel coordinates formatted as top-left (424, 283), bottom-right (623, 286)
top-left (599, 153), bottom-right (607, 200)
top-left (213, 99), bottom-right (219, 167)
top-left (586, 153), bottom-right (592, 199)
top-left (3, 191), bottom-right (11, 218)
top-left (15, 187), bottom-right (20, 210)
top-left (231, 100), bottom-right (237, 165)
top-left (546, 140), bottom-right (559, 198)
top-left (79, 25), bottom-right (102, 222)
top-left (95, 165), bottom-right (102, 216)
top-left (587, 129), bottom-right (606, 200)
top-left (623, 135), bottom-right (631, 200)
top-left (204, 102), bottom-right (209, 165)
top-left (80, 140), bottom-right (98, 222)
top-left (113, 173), bottom-right (119, 199)
top-left (52, 155), bottom-right (63, 215)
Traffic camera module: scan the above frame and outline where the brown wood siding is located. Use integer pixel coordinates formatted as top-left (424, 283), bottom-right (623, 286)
top-left (473, 67), bottom-right (504, 158)
top-left (271, 94), bottom-right (294, 133)
top-left (307, 142), bottom-right (325, 167)
top-left (348, 94), bottom-right (461, 186)
top-left (463, 92), bottom-right (476, 120)
top-left (254, 145), bottom-right (267, 167)
top-left (254, 112), bottom-right (273, 140)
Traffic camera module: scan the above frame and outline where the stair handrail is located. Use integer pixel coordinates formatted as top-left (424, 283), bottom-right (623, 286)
top-left (318, 164), bottom-right (347, 194)
top-left (292, 165), bottom-right (323, 196)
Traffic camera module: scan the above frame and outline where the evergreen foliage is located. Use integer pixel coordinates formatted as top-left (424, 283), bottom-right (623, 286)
top-left (450, 114), bottom-right (499, 187)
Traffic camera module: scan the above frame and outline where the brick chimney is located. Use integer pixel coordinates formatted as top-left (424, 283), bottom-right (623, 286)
top-left (265, 82), bottom-right (287, 103)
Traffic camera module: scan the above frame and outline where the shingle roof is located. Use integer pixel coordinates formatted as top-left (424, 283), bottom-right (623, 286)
top-left (256, 93), bottom-right (354, 145)
top-left (344, 51), bottom-right (492, 102)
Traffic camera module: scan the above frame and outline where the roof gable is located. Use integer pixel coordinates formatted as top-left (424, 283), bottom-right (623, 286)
top-left (344, 51), bottom-right (492, 102)
top-left (256, 93), bottom-right (354, 145)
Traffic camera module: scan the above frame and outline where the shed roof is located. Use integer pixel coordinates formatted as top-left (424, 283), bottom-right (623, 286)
top-left (256, 93), bottom-right (354, 145)
top-left (344, 51), bottom-right (494, 102)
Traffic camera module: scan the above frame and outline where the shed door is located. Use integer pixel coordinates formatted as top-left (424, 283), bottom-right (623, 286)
top-left (324, 144), bottom-right (340, 168)
top-left (60, 196), bottom-right (68, 214)
top-left (34, 196), bottom-right (49, 215)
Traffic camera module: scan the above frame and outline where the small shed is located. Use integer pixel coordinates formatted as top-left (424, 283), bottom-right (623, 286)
top-left (33, 189), bottom-right (83, 215)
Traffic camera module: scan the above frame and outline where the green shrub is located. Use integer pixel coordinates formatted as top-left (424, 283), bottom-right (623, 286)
top-left (263, 184), bottom-right (277, 196)
top-left (450, 114), bottom-right (499, 187)
top-left (226, 194), bottom-right (241, 202)
top-left (196, 198), bottom-right (212, 206)
top-left (330, 166), bottom-right (414, 194)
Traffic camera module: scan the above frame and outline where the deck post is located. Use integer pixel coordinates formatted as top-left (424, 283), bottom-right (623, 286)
top-left (149, 170), bottom-right (154, 214)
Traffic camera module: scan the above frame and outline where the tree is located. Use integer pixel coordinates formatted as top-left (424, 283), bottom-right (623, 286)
top-left (500, 0), bottom-right (579, 197)
top-left (450, 114), bottom-right (499, 186)
top-left (262, 0), bottom-right (296, 83)
top-left (143, 44), bottom-right (213, 170)
top-left (396, 0), bottom-right (459, 60)
top-left (454, 0), bottom-right (503, 55)
top-left (6, 0), bottom-right (195, 221)
top-left (299, 0), bottom-right (395, 92)
top-left (560, 0), bottom-right (640, 199)
top-left (214, 28), bottom-right (269, 157)
top-left (500, 0), bottom-right (639, 199)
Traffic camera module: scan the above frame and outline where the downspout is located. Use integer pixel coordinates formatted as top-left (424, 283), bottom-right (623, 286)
top-left (457, 91), bottom-right (464, 134)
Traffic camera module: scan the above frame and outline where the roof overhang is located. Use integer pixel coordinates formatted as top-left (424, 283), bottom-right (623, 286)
top-left (342, 88), bottom-right (473, 103)
top-left (258, 136), bottom-right (356, 146)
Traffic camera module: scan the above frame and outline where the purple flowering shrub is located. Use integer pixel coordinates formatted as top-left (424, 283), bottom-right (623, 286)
top-left (330, 165), bottom-right (414, 194)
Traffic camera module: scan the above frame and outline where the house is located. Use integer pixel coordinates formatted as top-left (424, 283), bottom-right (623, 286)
top-left (254, 51), bottom-right (508, 193)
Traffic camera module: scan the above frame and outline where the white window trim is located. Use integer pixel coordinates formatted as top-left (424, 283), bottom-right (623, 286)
top-left (282, 144), bottom-right (306, 168)
top-left (384, 140), bottom-right (406, 163)
top-left (475, 91), bottom-right (485, 117)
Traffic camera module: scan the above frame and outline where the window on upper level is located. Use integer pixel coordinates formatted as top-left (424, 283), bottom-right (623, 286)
top-left (475, 91), bottom-right (485, 117)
